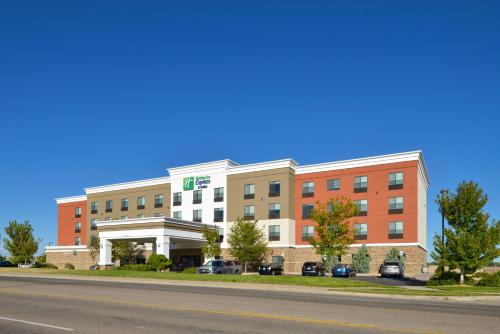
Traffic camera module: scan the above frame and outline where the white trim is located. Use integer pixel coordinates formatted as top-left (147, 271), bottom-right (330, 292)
top-left (55, 195), bottom-right (87, 204)
top-left (226, 159), bottom-right (298, 175)
top-left (45, 245), bottom-right (89, 253)
top-left (168, 159), bottom-right (239, 176)
top-left (84, 176), bottom-right (170, 194)
top-left (95, 216), bottom-right (216, 229)
top-left (296, 151), bottom-right (427, 177)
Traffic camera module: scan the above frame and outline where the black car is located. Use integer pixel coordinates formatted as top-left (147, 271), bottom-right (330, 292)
top-left (259, 263), bottom-right (284, 275)
top-left (0, 260), bottom-right (15, 267)
top-left (302, 262), bottom-right (325, 276)
top-left (332, 264), bottom-right (356, 278)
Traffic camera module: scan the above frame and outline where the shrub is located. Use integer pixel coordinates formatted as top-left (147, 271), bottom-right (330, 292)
top-left (115, 264), bottom-right (152, 271)
top-left (64, 263), bottom-right (75, 270)
top-left (384, 248), bottom-right (406, 269)
top-left (33, 262), bottom-right (58, 269)
top-left (181, 267), bottom-right (197, 274)
top-left (476, 272), bottom-right (500, 287)
top-left (351, 244), bottom-right (371, 273)
top-left (147, 254), bottom-right (172, 272)
top-left (426, 271), bottom-right (474, 286)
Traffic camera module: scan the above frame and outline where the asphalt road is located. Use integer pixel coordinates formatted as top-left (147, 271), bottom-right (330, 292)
top-left (0, 276), bottom-right (498, 334)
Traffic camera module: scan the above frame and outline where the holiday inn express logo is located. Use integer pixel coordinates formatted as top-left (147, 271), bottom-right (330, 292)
top-left (183, 177), bottom-right (194, 191)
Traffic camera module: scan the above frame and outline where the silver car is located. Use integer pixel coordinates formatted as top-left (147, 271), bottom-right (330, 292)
top-left (379, 261), bottom-right (404, 278)
top-left (196, 260), bottom-right (242, 274)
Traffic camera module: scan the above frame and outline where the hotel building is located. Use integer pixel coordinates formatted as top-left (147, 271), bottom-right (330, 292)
top-left (46, 151), bottom-right (429, 274)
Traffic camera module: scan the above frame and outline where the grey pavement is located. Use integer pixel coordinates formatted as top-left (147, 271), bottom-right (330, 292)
top-left (0, 275), bottom-right (499, 334)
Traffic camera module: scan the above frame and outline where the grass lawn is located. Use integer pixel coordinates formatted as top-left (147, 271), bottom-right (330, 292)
top-left (335, 285), bottom-right (500, 296)
top-left (0, 268), bottom-right (379, 288)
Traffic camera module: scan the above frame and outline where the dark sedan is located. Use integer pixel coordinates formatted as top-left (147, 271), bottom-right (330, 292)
top-left (332, 264), bottom-right (356, 278)
top-left (0, 260), bottom-right (15, 267)
top-left (258, 263), bottom-right (284, 275)
top-left (302, 262), bottom-right (325, 276)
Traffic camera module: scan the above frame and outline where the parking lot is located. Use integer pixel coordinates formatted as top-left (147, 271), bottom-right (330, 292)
top-left (350, 275), bottom-right (427, 287)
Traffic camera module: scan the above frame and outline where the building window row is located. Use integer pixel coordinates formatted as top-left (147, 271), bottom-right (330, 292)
top-left (90, 194), bottom-right (164, 214)
top-left (243, 181), bottom-right (281, 200)
top-left (301, 221), bottom-right (404, 241)
top-left (302, 197), bottom-right (404, 218)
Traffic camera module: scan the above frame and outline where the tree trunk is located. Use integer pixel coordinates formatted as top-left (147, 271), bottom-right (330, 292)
top-left (460, 268), bottom-right (465, 285)
top-left (244, 261), bottom-right (247, 273)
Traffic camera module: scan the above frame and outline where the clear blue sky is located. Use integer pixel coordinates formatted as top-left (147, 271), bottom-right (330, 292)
top-left (1, 1), bottom-right (499, 257)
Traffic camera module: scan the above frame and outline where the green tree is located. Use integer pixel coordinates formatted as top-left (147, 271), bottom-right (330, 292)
top-left (112, 240), bottom-right (144, 265)
top-left (228, 218), bottom-right (269, 272)
top-left (432, 181), bottom-right (500, 284)
top-left (385, 248), bottom-right (406, 268)
top-left (147, 254), bottom-right (172, 272)
top-left (352, 244), bottom-right (371, 273)
top-left (202, 227), bottom-right (221, 260)
top-left (0, 254), bottom-right (6, 261)
top-left (3, 220), bottom-right (40, 265)
top-left (88, 236), bottom-right (100, 265)
top-left (309, 197), bottom-right (356, 275)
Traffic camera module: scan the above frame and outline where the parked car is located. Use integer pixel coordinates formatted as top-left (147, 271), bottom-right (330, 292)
top-left (379, 261), bottom-right (404, 278)
top-left (332, 264), bottom-right (356, 278)
top-left (259, 263), bottom-right (284, 275)
top-left (302, 262), bottom-right (325, 276)
top-left (196, 260), bottom-right (242, 274)
top-left (0, 260), bottom-right (15, 267)
top-left (89, 265), bottom-right (99, 270)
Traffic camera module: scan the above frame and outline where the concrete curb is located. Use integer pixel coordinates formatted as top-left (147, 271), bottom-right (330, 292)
top-left (1, 272), bottom-right (499, 304)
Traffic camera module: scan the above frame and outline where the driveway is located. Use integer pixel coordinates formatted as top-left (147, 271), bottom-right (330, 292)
top-left (351, 275), bottom-right (428, 287)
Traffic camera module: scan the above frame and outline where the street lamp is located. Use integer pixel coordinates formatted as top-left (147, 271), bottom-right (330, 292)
top-left (440, 189), bottom-right (449, 244)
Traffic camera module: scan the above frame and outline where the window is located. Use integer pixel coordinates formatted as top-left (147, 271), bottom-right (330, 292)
top-left (302, 181), bottom-right (314, 197)
top-left (155, 194), bottom-right (164, 208)
top-left (173, 192), bottom-right (182, 206)
top-left (388, 197), bottom-right (404, 214)
top-left (217, 227), bottom-right (224, 242)
top-left (268, 203), bottom-right (281, 219)
top-left (121, 198), bottom-right (129, 211)
top-left (389, 221), bottom-right (404, 239)
top-left (137, 196), bottom-right (145, 210)
top-left (302, 204), bottom-right (314, 219)
top-left (90, 218), bottom-right (97, 230)
top-left (244, 184), bottom-right (255, 199)
top-left (269, 225), bottom-right (280, 241)
top-left (389, 172), bottom-right (404, 189)
top-left (354, 200), bottom-right (368, 216)
top-left (214, 208), bottom-right (224, 222)
top-left (354, 223), bottom-right (367, 240)
top-left (302, 225), bottom-right (314, 241)
top-left (327, 201), bottom-right (334, 213)
top-left (154, 212), bottom-right (164, 217)
top-left (120, 216), bottom-right (128, 220)
top-left (91, 202), bottom-right (98, 214)
top-left (214, 187), bottom-right (224, 202)
top-left (74, 222), bottom-right (81, 233)
top-left (269, 181), bottom-right (280, 197)
top-left (327, 178), bottom-right (340, 191)
top-left (137, 214), bottom-right (145, 219)
top-left (173, 211), bottom-right (182, 219)
top-left (354, 176), bottom-right (368, 192)
top-left (75, 237), bottom-right (81, 246)
top-left (244, 205), bottom-right (255, 220)
top-left (193, 190), bottom-right (202, 204)
top-left (193, 209), bottom-right (202, 222)
top-left (105, 217), bottom-right (112, 221)
top-left (105, 200), bottom-right (113, 212)
top-left (75, 207), bottom-right (81, 218)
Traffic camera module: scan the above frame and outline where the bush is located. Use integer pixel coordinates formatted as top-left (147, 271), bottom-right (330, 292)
top-left (64, 263), bottom-right (75, 270)
top-left (476, 272), bottom-right (500, 287)
top-left (147, 254), bottom-right (172, 272)
top-left (115, 264), bottom-right (152, 271)
top-left (385, 248), bottom-right (406, 269)
top-left (426, 271), bottom-right (474, 286)
top-left (181, 267), bottom-right (197, 274)
top-left (351, 244), bottom-right (371, 273)
top-left (33, 262), bottom-right (58, 269)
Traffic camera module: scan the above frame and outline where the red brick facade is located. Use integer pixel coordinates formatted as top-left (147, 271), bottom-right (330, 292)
top-left (57, 200), bottom-right (87, 246)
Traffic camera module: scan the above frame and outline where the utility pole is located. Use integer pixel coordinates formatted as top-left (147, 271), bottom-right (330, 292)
top-left (440, 189), bottom-right (449, 244)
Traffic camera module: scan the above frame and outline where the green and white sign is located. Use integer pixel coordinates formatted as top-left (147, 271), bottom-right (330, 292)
top-left (183, 177), bottom-right (194, 191)
top-left (183, 175), bottom-right (211, 191)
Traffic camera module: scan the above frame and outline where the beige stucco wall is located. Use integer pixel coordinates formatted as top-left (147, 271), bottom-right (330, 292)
top-left (226, 167), bottom-right (295, 221)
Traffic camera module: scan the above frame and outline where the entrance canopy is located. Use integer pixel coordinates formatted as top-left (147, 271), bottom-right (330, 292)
top-left (96, 217), bottom-right (215, 266)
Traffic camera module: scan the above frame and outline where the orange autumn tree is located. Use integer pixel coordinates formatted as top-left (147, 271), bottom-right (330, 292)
top-left (309, 196), bottom-right (357, 275)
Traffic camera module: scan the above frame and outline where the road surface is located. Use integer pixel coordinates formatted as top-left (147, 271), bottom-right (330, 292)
top-left (0, 275), bottom-right (498, 334)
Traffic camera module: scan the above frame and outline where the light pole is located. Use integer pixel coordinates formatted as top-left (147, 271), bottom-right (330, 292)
top-left (440, 189), bottom-right (449, 244)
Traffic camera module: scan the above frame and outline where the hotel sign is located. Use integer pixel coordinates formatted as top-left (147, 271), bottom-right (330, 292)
top-left (183, 176), bottom-right (211, 191)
